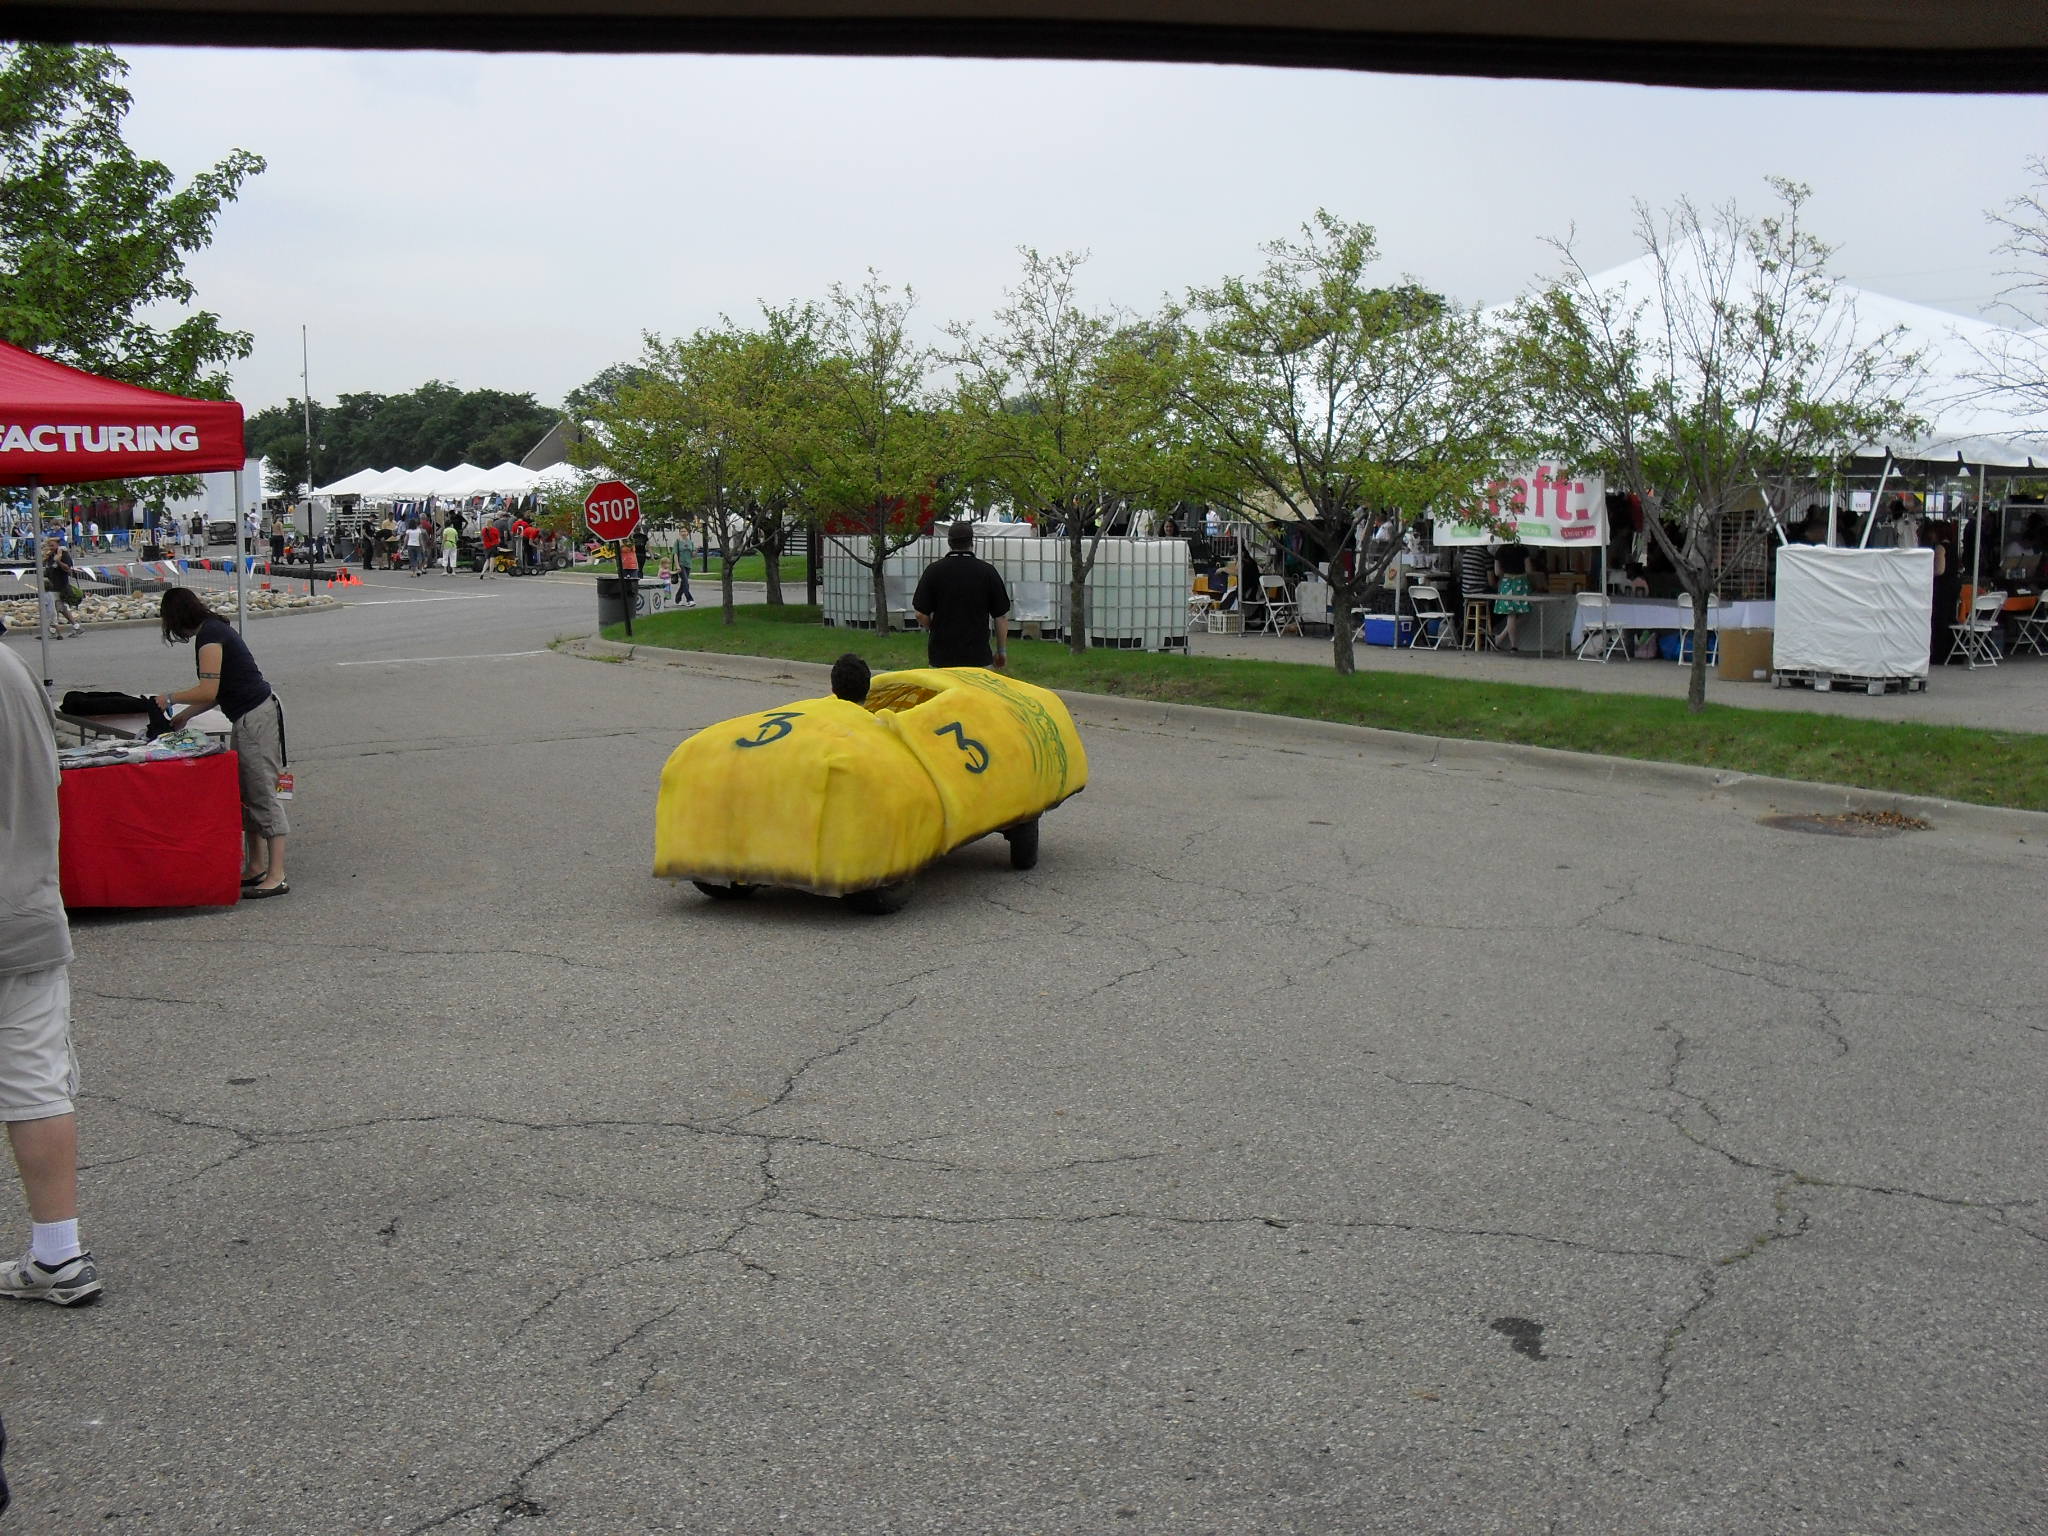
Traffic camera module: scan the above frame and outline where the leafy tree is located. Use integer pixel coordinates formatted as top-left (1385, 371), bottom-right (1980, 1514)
top-left (692, 305), bottom-right (825, 609)
top-left (562, 361), bottom-right (658, 420)
top-left (0, 44), bottom-right (263, 397)
top-left (803, 272), bottom-right (955, 632)
top-left (1966, 152), bottom-right (2048, 431)
top-left (1162, 211), bottom-right (1523, 675)
top-left (246, 381), bottom-right (558, 494)
top-left (580, 331), bottom-right (743, 622)
top-left (1518, 179), bottom-right (1926, 710)
top-left (578, 314), bottom-right (822, 622)
top-left (949, 249), bottom-right (1183, 653)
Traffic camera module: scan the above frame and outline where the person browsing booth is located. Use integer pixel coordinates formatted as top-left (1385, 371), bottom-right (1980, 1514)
top-left (913, 520), bottom-right (1012, 669)
top-left (152, 588), bottom-right (291, 898)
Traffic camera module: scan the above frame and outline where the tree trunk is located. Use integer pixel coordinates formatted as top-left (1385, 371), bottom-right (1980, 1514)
top-left (1686, 587), bottom-right (1710, 712)
top-left (762, 535), bottom-right (785, 606)
top-left (721, 554), bottom-right (738, 627)
top-left (1067, 531), bottom-right (1089, 655)
top-left (1329, 578), bottom-right (1358, 675)
top-left (870, 545), bottom-right (890, 635)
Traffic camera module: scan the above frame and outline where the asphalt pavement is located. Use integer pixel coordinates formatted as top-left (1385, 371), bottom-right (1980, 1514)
top-left (0, 567), bottom-right (2042, 1534)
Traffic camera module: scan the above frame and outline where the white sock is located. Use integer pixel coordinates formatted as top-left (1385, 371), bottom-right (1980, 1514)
top-left (31, 1218), bottom-right (81, 1267)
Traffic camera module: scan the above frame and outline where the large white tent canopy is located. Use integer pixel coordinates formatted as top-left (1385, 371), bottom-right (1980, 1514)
top-left (443, 461), bottom-right (541, 495)
top-left (316, 462), bottom-right (545, 498)
top-left (1497, 253), bottom-right (2048, 470)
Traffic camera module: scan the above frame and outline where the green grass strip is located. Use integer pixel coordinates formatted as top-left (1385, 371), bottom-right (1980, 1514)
top-left (602, 603), bottom-right (2048, 812)
top-left (592, 552), bottom-right (777, 583)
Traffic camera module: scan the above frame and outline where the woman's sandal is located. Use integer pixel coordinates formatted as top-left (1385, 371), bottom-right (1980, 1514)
top-left (240, 870), bottom-right (270, 886)
top-left (243, 881), bottom-right (289, 899)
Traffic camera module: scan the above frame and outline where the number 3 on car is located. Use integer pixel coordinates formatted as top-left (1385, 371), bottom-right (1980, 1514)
top-left (654, 667), bottom-right (1086, 915)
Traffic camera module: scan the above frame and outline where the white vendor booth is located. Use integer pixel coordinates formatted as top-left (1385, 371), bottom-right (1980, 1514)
top-left (823, 528), bottom-right (1193, 651)
top-left (1770, 545), bottom-right (1932, 690)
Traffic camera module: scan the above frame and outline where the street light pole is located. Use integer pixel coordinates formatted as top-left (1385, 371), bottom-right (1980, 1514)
top-left (302, 325), bottom-right (317, 594)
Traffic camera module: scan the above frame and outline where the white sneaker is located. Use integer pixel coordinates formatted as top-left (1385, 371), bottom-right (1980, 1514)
top-left (0, 1250), bottom-right (103, 1307)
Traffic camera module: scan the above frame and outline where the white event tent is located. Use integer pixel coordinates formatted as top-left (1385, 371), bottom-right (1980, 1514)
top-left (316, 461), bottom-right (546, 499)
top-left (1511, 251), bottom-right (2048, 471)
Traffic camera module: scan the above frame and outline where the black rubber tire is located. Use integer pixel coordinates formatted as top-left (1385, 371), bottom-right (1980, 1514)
top-left (1005, 819), bottom-right (1040, 871)
top-left (843, 880), bottom-right (915, 916)
top-left (693, 880), bottom-right (757, 901)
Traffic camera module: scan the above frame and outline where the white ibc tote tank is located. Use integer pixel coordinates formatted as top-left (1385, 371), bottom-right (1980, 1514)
top-left (822, 528), bottom-right (1191, 650)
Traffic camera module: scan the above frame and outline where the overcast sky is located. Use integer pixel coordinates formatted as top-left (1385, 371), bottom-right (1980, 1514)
top-left (120, 46), bottom-right (2044, 418)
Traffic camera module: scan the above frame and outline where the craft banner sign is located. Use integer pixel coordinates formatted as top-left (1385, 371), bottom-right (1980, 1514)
top-left (1435, 463), bottom-right (1606, 547)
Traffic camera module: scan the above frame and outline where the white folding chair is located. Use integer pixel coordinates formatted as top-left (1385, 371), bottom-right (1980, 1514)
top-left (1677, 596), bottom-right (1719, 665)
top-left (1257, 575), bottom-right (1299, 635)
top-left (1574, 591), bottom-right (1627, 662)
top-left (2009, 598), bottom-right (2048, 657)
top-left (1948, 591), bottom-right (2005, 668)
top-left (1407, 583), bottom-right (1454, 650)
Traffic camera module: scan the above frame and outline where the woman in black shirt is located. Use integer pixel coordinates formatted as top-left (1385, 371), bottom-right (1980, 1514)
top-left (152, 588), bottom-right (291, 897)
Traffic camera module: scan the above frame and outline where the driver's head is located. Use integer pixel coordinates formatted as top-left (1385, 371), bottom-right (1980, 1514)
top-left (830, 653), bottom-right (872, 704)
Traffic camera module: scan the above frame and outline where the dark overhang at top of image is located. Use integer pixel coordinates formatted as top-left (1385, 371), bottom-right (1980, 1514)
top-left (2, 0), bottom-right (2044, 93)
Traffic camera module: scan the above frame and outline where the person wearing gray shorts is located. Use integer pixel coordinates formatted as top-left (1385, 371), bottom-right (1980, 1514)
top-left (154, 587), bottom-right (293, 897)
top-left (0, 644), bottom-right (102, 1307)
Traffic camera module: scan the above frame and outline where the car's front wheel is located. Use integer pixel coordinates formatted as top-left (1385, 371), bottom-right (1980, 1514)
top-left (693, 880), bottom-right (757, 901)
top-left (843, 880), bottom-right (915, 915)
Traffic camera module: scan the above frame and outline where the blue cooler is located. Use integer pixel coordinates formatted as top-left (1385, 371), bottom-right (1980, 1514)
top-left (1362, 615), bottom-right (1414, 647)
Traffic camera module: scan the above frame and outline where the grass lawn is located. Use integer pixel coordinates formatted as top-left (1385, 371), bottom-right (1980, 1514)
top-left (588, 553), bottom-right (781, 584)
top-left (599, 603), bottom-right (2048, 812)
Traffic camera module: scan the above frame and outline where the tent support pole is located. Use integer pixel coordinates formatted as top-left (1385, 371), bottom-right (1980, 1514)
top-left (1757, 484), bottom-right (1790, 546)
top-left (1826, 474), bottom-right (1839, 546)
top-left (30, 481), bottom-right (51, 693)
top-left (1859, 455), bottom-right (1890, 549)
top-left (1974, 465), bottom-right (1986, 598)
top-left (233, 467), bottom-right (249, 633)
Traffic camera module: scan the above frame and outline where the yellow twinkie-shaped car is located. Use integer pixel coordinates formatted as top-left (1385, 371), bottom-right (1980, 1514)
top-left (655, 667), bottom-right (1088, 913)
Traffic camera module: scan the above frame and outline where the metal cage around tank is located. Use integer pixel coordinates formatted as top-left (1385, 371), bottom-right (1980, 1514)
top-left (821, 530), bottom-right (1193, 652)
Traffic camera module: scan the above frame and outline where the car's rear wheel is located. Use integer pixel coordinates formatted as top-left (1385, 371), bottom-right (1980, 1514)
top-left (693, 880), bottom-right (757, 901)
top-left (1004, 819), bottom-right (1040, 871)
top-left (843, 879), bottom-right (915, 915)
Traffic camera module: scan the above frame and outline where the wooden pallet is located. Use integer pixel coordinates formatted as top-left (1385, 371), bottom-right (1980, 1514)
top-left (1770, 670), bottom-right (1926, 695)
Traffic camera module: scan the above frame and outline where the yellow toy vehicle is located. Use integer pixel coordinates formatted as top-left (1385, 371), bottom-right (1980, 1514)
top-left (655, 667), bottom-right (1088, 913)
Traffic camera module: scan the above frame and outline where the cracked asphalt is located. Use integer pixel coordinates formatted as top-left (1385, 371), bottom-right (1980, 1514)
top-left (2, 571), bottom-right (2043, 1534)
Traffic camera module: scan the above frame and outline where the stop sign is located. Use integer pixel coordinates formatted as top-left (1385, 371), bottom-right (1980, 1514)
top-left (583, 480), bottom-right (642, 543)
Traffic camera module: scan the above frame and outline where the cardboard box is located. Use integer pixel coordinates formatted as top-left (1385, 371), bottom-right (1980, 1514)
top-left (1717, 626), bottom-right (1774, 682)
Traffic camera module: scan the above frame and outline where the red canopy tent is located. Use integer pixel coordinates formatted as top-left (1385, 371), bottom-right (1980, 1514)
top-left (0, 339), bottom-right (247, 687)
top-left (0, 339), bottom-right (244, 483)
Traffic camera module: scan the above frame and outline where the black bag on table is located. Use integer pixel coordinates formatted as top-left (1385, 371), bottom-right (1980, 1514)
top-left (59, 690), bottom-right (174, 739)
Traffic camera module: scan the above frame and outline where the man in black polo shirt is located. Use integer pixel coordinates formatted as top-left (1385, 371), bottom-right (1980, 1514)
top-left (913, 521), bottom-right (1011, 669)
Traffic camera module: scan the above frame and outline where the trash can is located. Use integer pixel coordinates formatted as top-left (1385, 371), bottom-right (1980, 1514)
top-left (596, 576), bottom-right (635, 626)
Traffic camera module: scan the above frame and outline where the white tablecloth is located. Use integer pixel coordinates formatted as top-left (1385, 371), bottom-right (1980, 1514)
top-left (1570, 598), bottom-right (1775, 649)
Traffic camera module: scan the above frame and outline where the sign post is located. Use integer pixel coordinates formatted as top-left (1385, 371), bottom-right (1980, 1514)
top-left (583, 480), bottom-right (643, 637)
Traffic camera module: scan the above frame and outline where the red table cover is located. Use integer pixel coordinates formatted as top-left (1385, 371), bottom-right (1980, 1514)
top-left (58, 752), bottom-right (242, 909)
